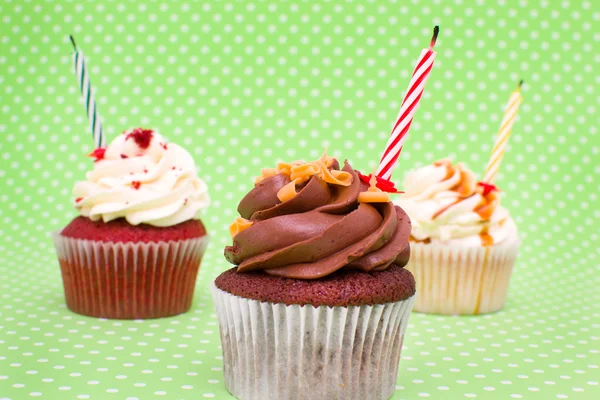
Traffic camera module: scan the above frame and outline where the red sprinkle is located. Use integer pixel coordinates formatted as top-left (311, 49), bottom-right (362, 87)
top-left (172, 166), bottom-right (176, 170)
top-left (121, 154), bottom-right (128, 159)
top-left (143, 169), bottom-right (148, 173)
top-left (184, 198), bottom-right (188, 205)
top-left (357, 172), bottom-right (403, 194)
top-left (161, 142), bottom-right (168, 150)
top-left (477, 182), bottom-right (500, 196)
top-left (75, 197), bottom-right (83, 203)
top-left (88, 148), bottom-right (106, 162)
top-left (131, 181), bottom-right (141, 190)
top-left (126, 128), bottom-right (154, 149)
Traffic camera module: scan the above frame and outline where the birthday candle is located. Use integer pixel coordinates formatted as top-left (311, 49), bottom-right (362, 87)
top-left (376, 26), bottom-right (439, 181)
top-left (70, 36), bottom-right (105, 149)
top-left (482, 81), bottom-right (523, 184)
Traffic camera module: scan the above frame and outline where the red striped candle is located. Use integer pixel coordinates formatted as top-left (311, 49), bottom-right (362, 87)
top-left (376, 26), bottom-right (439, 180)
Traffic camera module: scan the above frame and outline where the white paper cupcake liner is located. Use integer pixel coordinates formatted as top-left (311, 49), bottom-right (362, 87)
top-left (406, 238), bottom-right (520, 315)
top-left (52, 232), bottom-right (209, 319)
top-left (211, 283), bottom-right (415, 400)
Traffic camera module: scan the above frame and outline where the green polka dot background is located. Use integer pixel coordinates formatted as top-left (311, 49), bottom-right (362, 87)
top-left (0, 1), bottom-right (598, 399)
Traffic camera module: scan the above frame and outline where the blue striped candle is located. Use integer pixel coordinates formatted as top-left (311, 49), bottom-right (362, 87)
top-left (70, 36), bottom-right (105, 149)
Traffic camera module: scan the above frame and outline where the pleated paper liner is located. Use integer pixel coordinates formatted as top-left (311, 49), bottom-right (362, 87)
top-left (211, 284), bottom-right (415, 400)
top-left (52, 232), bottom-right (209, 319)
top-left (407, 239), bottom-right (520, 315)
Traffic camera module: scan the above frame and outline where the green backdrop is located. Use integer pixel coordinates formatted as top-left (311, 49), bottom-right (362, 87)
top-left (1, 1), bottom-right (598, 399)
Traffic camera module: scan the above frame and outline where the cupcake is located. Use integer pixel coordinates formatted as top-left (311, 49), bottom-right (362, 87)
top-left (212, 153), bottom-right (415, 400)
top-left (52, 128), bottom-right (210, 319)
top-left (396, 159), bottom-right (519, 315)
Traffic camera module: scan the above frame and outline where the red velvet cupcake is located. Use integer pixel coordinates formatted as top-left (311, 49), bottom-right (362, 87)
top-left (212, 154), bottom-right (415, 400)
top-left (52, 128), bottom-right (210, 319)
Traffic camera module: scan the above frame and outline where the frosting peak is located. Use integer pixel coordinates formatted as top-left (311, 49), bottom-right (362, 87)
top-left (225, 158), bottom-right (411, 280)
top-left (103, 128), bottom-right (166, 162)
top-left (397, 159), bottom-right (517, 246)
top-left (73, 128), bottom-right (210, 227)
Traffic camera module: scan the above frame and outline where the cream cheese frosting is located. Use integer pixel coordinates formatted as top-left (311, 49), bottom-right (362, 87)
top-left (396, 159), bottom-right (517, 246)
top-left (73, 128), bottom-right (210, 227)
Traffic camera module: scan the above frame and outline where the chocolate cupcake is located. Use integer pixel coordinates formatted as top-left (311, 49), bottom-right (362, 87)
top-left (52, 128), bottom-right (210, 319)
top-left (212, 154), bottom-right (415, 400)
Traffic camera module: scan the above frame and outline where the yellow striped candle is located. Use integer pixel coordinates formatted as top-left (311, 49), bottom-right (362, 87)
top-left (482, 80), bottom-right (523, 184)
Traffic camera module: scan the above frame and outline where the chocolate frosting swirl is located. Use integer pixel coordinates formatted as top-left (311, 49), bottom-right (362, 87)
top-left (225, 160), bottom-right (411, 279)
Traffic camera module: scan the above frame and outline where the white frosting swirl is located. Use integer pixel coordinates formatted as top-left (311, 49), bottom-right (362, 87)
top-left (73, 129), bottom-right (210, 227)
top-left (396, 160), bottom-right (517, 246)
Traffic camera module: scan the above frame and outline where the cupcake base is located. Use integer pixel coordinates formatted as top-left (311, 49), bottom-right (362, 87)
top-left (406, 239), bottom-right (520, 315)
top-left (52, 232), bottom-right (209, 319)
top-left (214, 264), bottom-right (415, 307)
top-left (211, 283), bottom-right (415, 400)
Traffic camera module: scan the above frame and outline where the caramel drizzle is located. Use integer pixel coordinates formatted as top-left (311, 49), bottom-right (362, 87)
top-left (473, 190), bottom-right (499, 220)
top-left (479, 225), bottom-right (494, 246)
top-left (450, 167), bottom-right (473, 197)
top-left (409, 236), bottom-right (431, 244)
top-left (431, 160), bottom-right (498, 221)
top-left (430, 160), bottom-right (500, 246)
top-left (431, 197), bottom-right (464, 219)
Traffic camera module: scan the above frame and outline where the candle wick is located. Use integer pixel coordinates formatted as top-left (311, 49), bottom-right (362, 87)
top-left (69, 35), bottom-right (77, 51)
top-left (429, 25), bottom-right (440, 50)
top-left (518, 79), bottom-right (524, 90)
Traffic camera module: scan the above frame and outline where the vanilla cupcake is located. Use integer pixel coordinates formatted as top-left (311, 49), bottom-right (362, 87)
top-left (396, 159), bottom-right (519, 315)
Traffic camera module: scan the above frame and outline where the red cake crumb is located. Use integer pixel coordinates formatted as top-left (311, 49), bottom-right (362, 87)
top-left (126, 128), bottom-right (154, 149)
top-left (215, 264), bottom-right (415, 307)
top-left (131, 181), bottom-right (141, 190)
top-left (88, 148), bottom-right (106, 162)
top-left (357, 172), bottom-right (402, 193)
top-left (61, 216), bottom-right (207, 243)
top-left (477, 181), bottom-right (499, 196)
